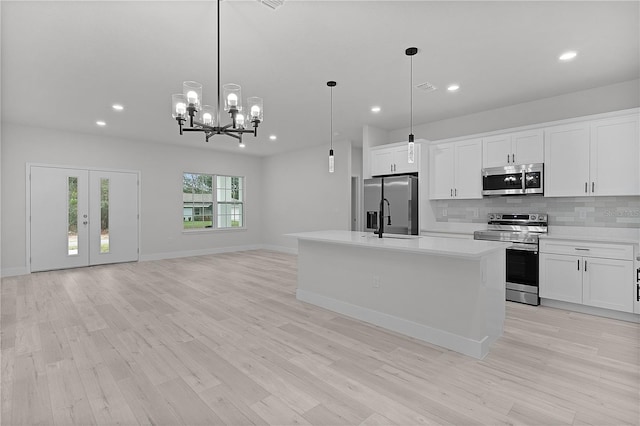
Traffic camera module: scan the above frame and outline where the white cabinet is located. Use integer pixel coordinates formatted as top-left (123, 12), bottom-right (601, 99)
top-left (540, 239), bottom-right (635, 313)
top-left (429, 139), bottom-right (482, 200)
top-left (482, 129), bottom-right (544, 168)
top-left (371, 143), bottom-right (419, 176)
top-left (545, 114), bottom-right (640, 197)
top-left (590, 115), bottom-right (640, 196)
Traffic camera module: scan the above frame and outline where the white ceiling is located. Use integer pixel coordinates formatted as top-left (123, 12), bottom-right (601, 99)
top-left (2, 1), bottom-right (638, 157)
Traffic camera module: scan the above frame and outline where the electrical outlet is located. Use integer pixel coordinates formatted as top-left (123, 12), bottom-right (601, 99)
top-left (472, 208), bottom-right (479, 218)
top-left (442, 208), bottom-right (448, 217)
top-left (372, 275), bottom-right (380, 288)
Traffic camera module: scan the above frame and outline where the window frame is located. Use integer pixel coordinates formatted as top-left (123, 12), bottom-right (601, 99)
top-left (182, 172), bottom-right (246, 232)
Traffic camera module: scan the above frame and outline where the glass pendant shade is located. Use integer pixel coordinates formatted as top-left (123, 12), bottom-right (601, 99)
top-left (183, 81), bottom-right (203, 110)
top-left (172, 94), bottom-right (187, 119)
top-left (408, 139), bottom-right (415, 164)
top-left (247, 97), bottom-right (264, 122)
top-left (223, 83), bottom-right (242, 112)
top-left (236, 112), bottom-right (246, 129)
top-left (329, 149), bottom-right (335, 173)
top-left (200, 105), bottom-right (215, 126)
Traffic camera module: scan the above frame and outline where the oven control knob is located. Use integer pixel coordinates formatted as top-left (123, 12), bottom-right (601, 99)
top-left (530, 214), bottom-right (537, 221)
top-left (496, 214), bottom-right (502, 219)
top-left (540, 214), bottom-right (546, 221)
top-left (489, 214), bottom-right (495, 220)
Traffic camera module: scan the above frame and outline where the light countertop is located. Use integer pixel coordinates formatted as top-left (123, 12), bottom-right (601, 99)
top-left (540, 226), bottom-right (640, 245)
top-left (288, 230), bottom-right (510, 259)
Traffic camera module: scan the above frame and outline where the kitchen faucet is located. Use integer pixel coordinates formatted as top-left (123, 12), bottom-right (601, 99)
top-left (378, 197), bottom-right (391, 238)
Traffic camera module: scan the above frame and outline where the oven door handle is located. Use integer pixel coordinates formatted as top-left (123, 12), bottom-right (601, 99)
top-left (507, 244), bottom-right (538, 252)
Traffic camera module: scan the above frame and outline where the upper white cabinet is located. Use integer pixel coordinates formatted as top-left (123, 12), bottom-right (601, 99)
top-left (545, 114), bottom-right (640, 197)
top-left (371, 143), bottom-right (419, 176)
top-left (482, 129), bottom-right (544, 168)
top-left (429, 139), bottom-right (482, 200)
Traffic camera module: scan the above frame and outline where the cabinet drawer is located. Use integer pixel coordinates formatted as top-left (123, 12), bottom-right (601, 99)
top-left (540, 239), bottom-right (634, 260)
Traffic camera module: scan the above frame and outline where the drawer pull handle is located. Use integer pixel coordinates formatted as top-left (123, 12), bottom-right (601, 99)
top-left (575, 248), bottom-right (590, 251)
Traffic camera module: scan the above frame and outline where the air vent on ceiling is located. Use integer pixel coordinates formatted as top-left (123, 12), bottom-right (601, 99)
top-left (415, 82), bottom-right (437, 93)
top-left (260, 0), bottom-right (284, 9)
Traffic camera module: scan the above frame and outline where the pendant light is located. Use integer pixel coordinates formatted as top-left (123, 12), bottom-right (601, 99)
top-left (327, 81), bottom-right (337, 173)
top-left (406, 47), bottom-right (418, 164)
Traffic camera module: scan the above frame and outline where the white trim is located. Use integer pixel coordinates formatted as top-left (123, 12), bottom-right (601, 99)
top-left (139, 244), bottom-right (264, 261)
top-left (296, 288), bottom-right (494, 359)
top-left (430, 107), bottom-right (640, 145)
top-left (261, 244), bottom-right (298, 255)
top-left (541, 298), bottom-right (640, 323)
top-left (1, 267), bottom-right (30, 278)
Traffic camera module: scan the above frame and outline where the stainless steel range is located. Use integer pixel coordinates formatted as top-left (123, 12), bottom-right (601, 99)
top-left (474, 213), bottom-right (548, 306)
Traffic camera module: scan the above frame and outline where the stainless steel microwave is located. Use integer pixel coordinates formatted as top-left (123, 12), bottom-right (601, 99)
top-left (482, 163), bottom-right (544, 196)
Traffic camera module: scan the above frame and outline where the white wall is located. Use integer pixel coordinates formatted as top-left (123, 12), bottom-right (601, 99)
top-left (1, 124), bottom-right (264, 275)
top-left (389, 79), bottom-right (640, 142)
top-left (261, 140), bottom-right (352, 252)
top-left (362, 125), bottom-right (389, 179)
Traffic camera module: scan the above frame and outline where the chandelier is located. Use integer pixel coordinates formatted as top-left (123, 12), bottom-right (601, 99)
top-left (171, 0), bottom-right (263, 147)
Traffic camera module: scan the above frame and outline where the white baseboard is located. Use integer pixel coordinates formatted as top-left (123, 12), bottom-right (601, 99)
top-left (1, 267), bottom-right (30, 278)
top-left (260, 244), bottom-right (298, 255)
top-left (541, 298), bottom-right (640, 323)
top-left (140, 244), bottom-right (264, 261)
top-left (296, 288), bottom-right (491, 359)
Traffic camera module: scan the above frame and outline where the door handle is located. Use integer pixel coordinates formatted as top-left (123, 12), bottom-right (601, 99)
top-left (577, 259), bottom-right (580, 270)
top-left (451, 188), bottom-right (453, 197)
top-left (584, 260), bottom-right (587, 272)
top-left (454, 188), bottom-right (457, 197)
top-left (591, 182), bottom-right (595, 193)
top-left (637, 283), bottom-right (639, 302)
top-left (512, 153), bottom-right (515, 163)
top-left (585, 182), bottom-right (588, 193)
top-left (507, 154), bottom-right (510, 163)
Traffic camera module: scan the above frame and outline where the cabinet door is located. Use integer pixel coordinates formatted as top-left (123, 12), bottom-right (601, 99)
top-left (590, 115), bottom-right (640, 196)
top-left (482, 135), bottom-right (512, 168)
top-left (371, 149), bottom-right (394, 176)
top-left (539, 253), bottom-right (583, 304)
top-left (393, 145), bottom-right (418, 174)
top-left (512, 129), bottom-right (544, 165)
top-left (429, 144), bottom-right (455, 199)
top-left (544, 123), bottom-right (590, 197)
top-left (454, 139), bottom-right (483, 199)
top-left (583, 257), bottom-right (634, 312)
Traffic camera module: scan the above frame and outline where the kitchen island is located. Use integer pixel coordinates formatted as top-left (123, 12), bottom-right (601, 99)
top-left (288, 230), bottom-right (510, 359)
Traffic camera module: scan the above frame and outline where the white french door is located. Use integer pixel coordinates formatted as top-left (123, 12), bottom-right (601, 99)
top-left (30, 165), bottom-right (139, 272)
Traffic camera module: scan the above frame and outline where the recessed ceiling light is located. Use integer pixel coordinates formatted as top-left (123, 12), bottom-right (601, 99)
top-left (447, 84), bottom-right (460, 92)
top-left (269, 135), bottom-right (277, 140)
top-left (96, 121), bottom-right (106, 126)
top-left (112, 104), bottom-right (124, 111)
top-left (371, 106), bottom-right (381, 113)
top-left (559, 51), bottom-right (577, 61)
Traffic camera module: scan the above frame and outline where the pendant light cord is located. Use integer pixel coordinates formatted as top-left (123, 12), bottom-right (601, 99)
top-left (216, 0), bottom-right (221, 126)
top-left (410, 54), bottom-right (413, 134)
top-left (330, 86), bottom-right (333, 150)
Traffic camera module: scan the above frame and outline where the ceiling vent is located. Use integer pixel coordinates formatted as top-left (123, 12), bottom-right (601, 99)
top-left (260, 0), bottom-right (284, 9)
top-left (415, 82), bottom-right (437, 93)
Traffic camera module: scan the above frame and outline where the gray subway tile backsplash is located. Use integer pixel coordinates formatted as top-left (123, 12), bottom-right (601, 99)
top-left (436, 196), bottom-right (640, 228)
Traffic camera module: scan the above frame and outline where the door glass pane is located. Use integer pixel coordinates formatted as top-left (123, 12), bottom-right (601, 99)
top-left (68, 177), bottom-right (78, 255)
top-left (101, 178), bottom-right (109, 253)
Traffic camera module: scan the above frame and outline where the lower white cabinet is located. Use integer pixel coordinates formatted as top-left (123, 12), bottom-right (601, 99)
top-left (539, 240), bottom-right (635, 313)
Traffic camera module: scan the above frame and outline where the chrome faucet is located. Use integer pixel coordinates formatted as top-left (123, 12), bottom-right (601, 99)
top-left (378, 197), bottom-right (391, 238)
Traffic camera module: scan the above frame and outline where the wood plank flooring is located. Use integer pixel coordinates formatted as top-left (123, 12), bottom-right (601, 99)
top-left (1, 250), bottom-right (638, 425)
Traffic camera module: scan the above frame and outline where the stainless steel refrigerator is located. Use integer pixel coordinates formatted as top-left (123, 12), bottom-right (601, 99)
top-left (364, 175), bottom-right (418, 235)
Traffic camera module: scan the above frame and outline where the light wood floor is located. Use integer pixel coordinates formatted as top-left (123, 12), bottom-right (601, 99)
top-left (1, 250), bottom-right (638, 426)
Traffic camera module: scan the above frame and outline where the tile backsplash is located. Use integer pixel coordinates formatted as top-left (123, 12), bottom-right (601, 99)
top-left (435, 196), bottom-right (640, 228)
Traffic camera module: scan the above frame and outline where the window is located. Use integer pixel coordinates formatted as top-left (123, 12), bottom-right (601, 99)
top-left (183, 172), bottom-right (244, 230)
top-left (217, 175), bottom-right (244, 228)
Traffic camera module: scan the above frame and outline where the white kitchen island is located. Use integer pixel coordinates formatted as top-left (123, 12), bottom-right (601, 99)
top-left (288, 230), bottom-right (510, 359)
